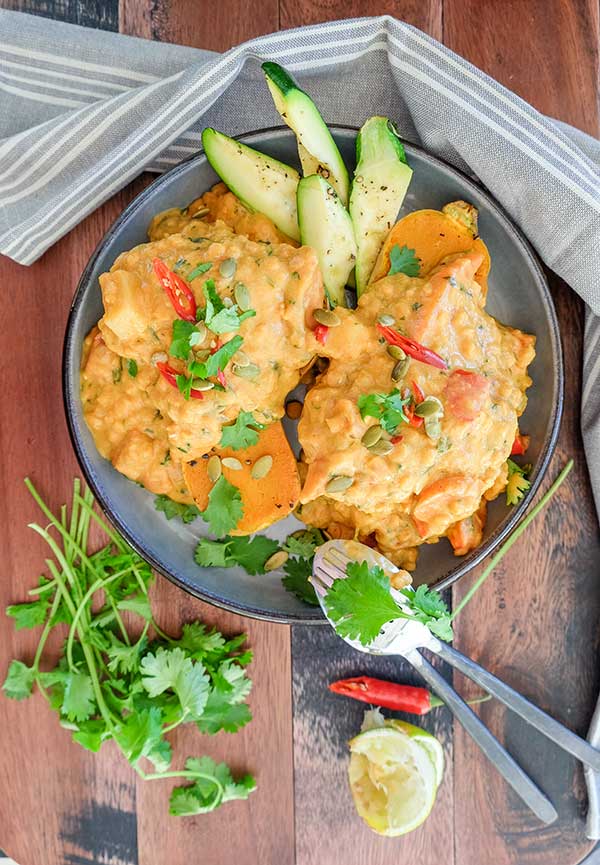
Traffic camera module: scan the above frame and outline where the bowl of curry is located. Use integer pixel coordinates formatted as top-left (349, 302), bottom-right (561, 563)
top-left (63, 126), bottom-right (563, 622)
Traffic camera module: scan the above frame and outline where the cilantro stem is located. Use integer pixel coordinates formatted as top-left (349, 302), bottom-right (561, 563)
top-left (162, 711), bottom-right (189, 734)
top-left (450, 460), bottom-right (573, 621)
top-left (138, 768), bottom-right (223, 795)
top-left (74, 492), bottom-right (128, 553)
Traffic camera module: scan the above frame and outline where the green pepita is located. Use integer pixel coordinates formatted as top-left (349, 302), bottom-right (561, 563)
top-left (361, 425), bottom-right (383, 448)
top-left (207, 455), bottom-right (222, 482)
top-left (191, 380), bottom-right (214, 391)
top-left (234, 350), bottom-right (251, 368)
top-left (313, 308), bottom-right (341, 327)
top-left (251, 455), bottom-right (273, 480)
top-left (219, 258), bottom-right (237, 279)
top-left (391, 358), bottom-right (410, 382)
top-left (386, 344), bottom-right (406, 361)
top-left (222, 457), bottom-right (243, 470)
top-left (325, 475), bottom-right (354, 494)
top-left (264, 550), bottom-right (289, 572)
top-left (192, 207), bottom-right (210, 219)
top-left (234, 282), bottom-right (251, 311)
top-left (415, 396), bottom-right (444, 418)
top-left (194, 321), bottom-right (207, 343)
top-left (233, 362), bottom-right (260, 380)
top-left (424, 417), bottom-right (442, 441)
top-left (378, 314), bottom-right (396, 326)
top-left (368, 439), bottom-right (394, 456)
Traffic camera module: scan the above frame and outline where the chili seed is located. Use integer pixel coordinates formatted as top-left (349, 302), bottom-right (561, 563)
top-left (222, 457), bottom-right (243, 470)
top-left (368, 439), bottom-right (394, 456)
top-left (313, 308), bottom-right (341, 327)
top-left (234, 282), bottom-right (251, 311)
top-left (207, 455), bottom-right (222, 482)
top-left (219, 258), bottom-right (237, 279)
top-left (264, 550), bottom-right (289, 572)
top-left (150, 351), bottom-right (168, 366)
top-left (285, 400), bottom-right (303, 420)
top-left (378, 314), bottom-right (396, 326)
top-left (415, 396), bottom-right (444, 418)
top-left (361, 425), bottom-right (383, 447)
top-left (251, 455), bottom-right (273, 479)
top-left (233, 362), bottom-right (260, 380)
top-left (391, 358), bottom-right (410, 382)
top-left (425, 417), bottom-right (442, 440)
top-left (325, 475), bottom-right (354, 494)
top-left (387, 344), bottom-right (406, 361)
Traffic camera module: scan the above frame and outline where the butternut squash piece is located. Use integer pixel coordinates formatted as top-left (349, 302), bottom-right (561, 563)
top-left (183, 422), bottom-right (300, 535)
top-left (368, 200), bottom-right (491, 296)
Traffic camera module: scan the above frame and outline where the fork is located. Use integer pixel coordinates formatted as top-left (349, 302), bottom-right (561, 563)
top-left (311, 539), bottom-right (600, 825)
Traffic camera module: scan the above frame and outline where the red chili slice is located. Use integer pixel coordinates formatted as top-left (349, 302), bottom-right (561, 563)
top-left (390, 435), bottom-right (404, 445)
top-left (156, 361), bottom-right (204, 400)
top-left (314, 324), bottom-right (329, 345)
top-left (377, 324), bottom-right (447, 370)
top-left (405, 403), bottom-right (423, 428)
top-left (153, 258), bottom-right (197, 322)
top-left (412, 379), bottom-right (425, 404)
top-left (216, 369), bottom-right (227, 388)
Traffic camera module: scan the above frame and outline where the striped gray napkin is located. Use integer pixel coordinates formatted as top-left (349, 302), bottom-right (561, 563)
top-left (0, 9), bottom-right (599, 517)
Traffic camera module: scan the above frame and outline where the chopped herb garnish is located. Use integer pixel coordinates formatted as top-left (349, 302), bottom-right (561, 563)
top-left (189, 335), bottom-right (243, 381)
top-left (155, 495), bottom-right (200, 523)
top-left (173, 257), bottom-right (189, 273)
top-left (170, 319), bottom-right (203, 360)
top-left (388, 245), bottom-right (420, 277)
top-left (194, 534), bottom-right (280, 575)
top-left (112, 360), bottom-right (123, 384)
top-left (219, 412), bottom-right (265, 450)
top-left (202, 280), bottom-right (256, 335)
top-left (187, 262), bottom-right (212, 281)
top-left (411, 302), bottom-right (423, 311)
top-left (357, 389), bottom-right (410, 435)
top-left (506, 459), bottom-right (531, 505)
top-left (127, 359), bottom-right (138, 378)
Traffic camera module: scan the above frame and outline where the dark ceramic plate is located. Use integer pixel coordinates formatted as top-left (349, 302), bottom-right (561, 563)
top-left (63, 127), bottom-right (563, 623)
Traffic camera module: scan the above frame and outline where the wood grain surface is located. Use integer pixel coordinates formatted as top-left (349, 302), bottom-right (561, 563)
top-left (0, 1), bottom-right (599, 864)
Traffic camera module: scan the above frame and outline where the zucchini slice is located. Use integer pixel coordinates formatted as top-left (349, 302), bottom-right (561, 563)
top-left (201, 127), bottom-right (300, 241)
top-left (349, 117), bottom-right (413, 295)
top-left (297, 174), bottom-right (356, 308)
top-left (262, 62), bottom-right (350, 206)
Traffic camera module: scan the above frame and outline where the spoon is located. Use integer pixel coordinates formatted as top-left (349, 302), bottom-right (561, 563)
top-left (312, 539), bottom-right (600, 824)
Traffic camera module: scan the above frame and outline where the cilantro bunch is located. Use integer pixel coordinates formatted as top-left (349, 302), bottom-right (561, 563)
top-left (3, 479), bottom-right (255, 816)
top-left (357, 388), bottom-right (410, 435)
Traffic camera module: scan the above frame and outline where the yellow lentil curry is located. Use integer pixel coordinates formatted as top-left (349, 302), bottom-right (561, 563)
top-left (81, 181), bottom-right (534, 570)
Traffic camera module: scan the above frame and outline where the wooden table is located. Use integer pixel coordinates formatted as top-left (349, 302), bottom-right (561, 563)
top-left (1, 1), bottom-right (599, 863)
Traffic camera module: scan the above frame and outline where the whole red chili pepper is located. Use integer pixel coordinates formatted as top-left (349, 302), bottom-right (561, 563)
top-left (329, 676), bottom-right (489, 714)
top-left (314, 324), bottom-right (329, 346)
top-left (511, 432), bottom-right (530, 456)
top-left (153, 258), bottom-right (197, 322)
top-left (377, 324), bottom-right (447, 370)
top-left (156, 361), bottom-right (204, 400)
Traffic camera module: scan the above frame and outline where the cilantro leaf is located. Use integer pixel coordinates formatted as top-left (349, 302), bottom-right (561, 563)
top-left (116, 593), bottom-right (152, 621)
top-left (170, 320), bottom-right (202, 360)
top-left (140, 647), bottom-right (210, 718)
top-left (506, 459), bottom-right (531, 505)
top-left (154, 495), bottom-right (200, 524)
top-left (196, 661), bottom-right (252, 734)
top-left (283, 529), bottom-right (324, 560)
top-left (282, 556), bottom-right (319, 606)
top-left (72, 719), bottom-right (107, 753)
top-left (194, 538), bottom-right (234, 568)
top-left (190, 334), bottom-right (243, 380)
top-left (176, 622), bottom-right (227, 661)
top-left (187, 261), bottom-right (212, 281)
top-left (61, 669), bottom-right (96, 722)
top-left (202, 280), bottom-right (256, 335)
top-left (357, 389), bottom-right (410, 435)
top-left (2, 659), bottom-right (35, 700)
top-left (200, 476), bottom-right (243, 536)
top-left (169, 756), bottom-right (256, 816)
top-left (219, 412), bottom-right (265, 450)
top-left (106, 633), bottom-right (148, 675)
top-left (324, 561), bottom-right (401, 644)
top-left (388, 244), bottom-right (420, 277)
top-left (6, 597), bottom-right (49, 629)
top-left (226, 535), bottom-right (280, 575)
top-left (114, 706), bottom-right (166, 768)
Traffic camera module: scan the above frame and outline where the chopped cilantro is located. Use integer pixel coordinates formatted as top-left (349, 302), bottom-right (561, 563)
top-left (506, 459), bottom-right (531, 505)
top-left (357, 389), bottom-right (410, 435)
top-left (200, 476), bottom-right (243, 536)
top-left (202, 280), bottom-right (256, 335)
top-left (127, 359), bottom-right (138, 378)
top-left (282, 529), bottom-right (324, 559)
top-left (219, 412), bottom-right (265, 450)
top-left (388, 244), bottom-right (420, 277)
top-left (187, 262), bottom-right (212, 281)
top-left (154, 495), bottom-right (200, 524)
top-left (190, 335), bottom-right (243, 380)
top-left (170, 319), bottom-right (203, 360)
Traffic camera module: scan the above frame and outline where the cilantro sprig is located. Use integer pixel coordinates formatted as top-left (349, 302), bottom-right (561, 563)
top-left (506, 459), bottom-right (531, 505)
top-left (388, 244), bottom-right (420, 277)
top-left (155, 495), bottom-right (200, 524)
top-left (357, 389), bottom-right (410, 434)
top-left (199, 280), bottom-right (256, 335)
top-left (2, 479), bottom-right (255, 816)
top-left (220, 412), bottom-right (265, 450)
top-left (195, 534), bottom-right (280, 575)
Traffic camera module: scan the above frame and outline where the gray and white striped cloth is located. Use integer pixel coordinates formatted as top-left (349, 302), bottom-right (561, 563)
top-left (0, 10), bottom-right (599, 516)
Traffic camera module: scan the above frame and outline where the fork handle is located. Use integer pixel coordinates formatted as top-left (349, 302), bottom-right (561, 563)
top-left (404, 648), bottom-right (557, 824)
top-left (430, 639), bottom-right (600, 772)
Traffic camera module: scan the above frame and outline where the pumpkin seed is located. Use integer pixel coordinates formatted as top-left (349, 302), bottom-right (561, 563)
top-left (361, 425), bottom-right (383, 448)
top-left (194, 321), bottom-right (207, 343)
top-left (234, 350), bottom-right (251, 367)
top-left (207, 455), bottom-right (222, 482)
top-left (285, 400), bottom-right (303, 420)
top-left (264, 550), bottom-right (289, 572)
top-left (391, 358), bottom-right (410, 382)
top-left (150, 351), bottom-right (168, 366)
top-left (386, 344), bottom-right (406, 361)
top-left (378, 314), bottom-right (396, 326)
top-left (251, 455), bottom-right (273, 479)
top-left (233, 362), bottom-right (260, 380)
top-left (313, 308), bottom-right (341, 327)
top-left (222, 457), bottom-right (243, 470)
top-left (424, 417), bottom-right (442, 441)
top-left (234, 282), bottom-right (251, 311)
top-left (191, 380), bottom-right (214, 391)
top-left (191, 207), bottom-right (210, 219)
top-left (415, 396), bottom-right (444, 418)
top-left (368, 439), bottom-right (394, 456)
top-left (325, 475), bottom-right (354, 494)
top-left (219, 258), bottom-right (237, 279)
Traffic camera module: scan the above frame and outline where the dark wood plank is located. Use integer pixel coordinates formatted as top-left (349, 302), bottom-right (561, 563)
top-left (119, 0), bottom-right (279, 52)
top-left (280, 0), bottom-right (442, 36)
top-left (444, 1), bottom-right (600, 863)
top-left (0, 0), bottom-right (118, 30)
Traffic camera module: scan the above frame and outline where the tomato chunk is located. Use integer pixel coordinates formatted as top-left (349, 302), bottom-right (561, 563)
top-left (444, 369), bottom-right (489, 421)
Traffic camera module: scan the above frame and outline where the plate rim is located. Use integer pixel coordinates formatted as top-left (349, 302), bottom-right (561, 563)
top-left (62, 124), bottom-right (564, 623)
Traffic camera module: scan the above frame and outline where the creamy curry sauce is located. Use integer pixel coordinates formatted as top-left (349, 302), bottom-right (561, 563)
top-left (82, 181), bottom-right (535, 569)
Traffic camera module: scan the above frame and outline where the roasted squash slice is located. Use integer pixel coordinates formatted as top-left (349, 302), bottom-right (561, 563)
top-left (183, 421), bottom-right (300, 535)
top-left (368, 200), bottom-right (491, 296)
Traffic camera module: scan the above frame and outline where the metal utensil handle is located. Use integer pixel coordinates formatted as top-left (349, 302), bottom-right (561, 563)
top-left (404, 648), bottom-right (557, 824)
top-left (431, 640), bottom-right (600, 773)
